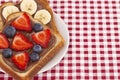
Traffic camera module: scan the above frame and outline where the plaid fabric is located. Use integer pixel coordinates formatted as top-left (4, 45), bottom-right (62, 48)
top-left (0, 0), bottom-right (120, 80)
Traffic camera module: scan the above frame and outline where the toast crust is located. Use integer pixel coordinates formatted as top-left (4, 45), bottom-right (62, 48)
top-left (0, 0), bottom-right (65, 80)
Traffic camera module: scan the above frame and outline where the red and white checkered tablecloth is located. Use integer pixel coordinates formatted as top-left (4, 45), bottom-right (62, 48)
top-left (0, 0), bottom-right (120, 80)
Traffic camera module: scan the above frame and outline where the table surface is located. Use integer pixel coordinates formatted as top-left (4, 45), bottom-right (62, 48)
top-left (0, 0), bottom-right (120, 80)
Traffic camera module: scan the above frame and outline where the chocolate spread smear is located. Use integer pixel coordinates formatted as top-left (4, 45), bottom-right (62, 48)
top-left (1, 13), bottom-right (56, 73)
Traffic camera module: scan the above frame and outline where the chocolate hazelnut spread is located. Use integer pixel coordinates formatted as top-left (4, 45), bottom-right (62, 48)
top-left (1, 16), bottom-right (56, 72)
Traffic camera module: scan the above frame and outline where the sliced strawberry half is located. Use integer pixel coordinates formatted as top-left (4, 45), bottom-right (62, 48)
top-left (0, 33), bottom-right (9, 49)
top-left (11, 33), bottom-right (33, 51)
top-left (32, 29), bottom-right (51, 48)
top-left (12, 52), bottom-right (29, 70)
top-left (12, 12), bottom-right (32, 32)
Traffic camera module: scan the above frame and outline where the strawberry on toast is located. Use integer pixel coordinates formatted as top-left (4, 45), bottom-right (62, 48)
top-left (12, 13), bottom-right (32, 32)
top-left (11, 32), bottom-right (33, 51)
top-left (12, 52), bottom-right (29, 70)
top-left (0, 33), bottom-right (9, 49)
top-left (0, 0), bottom-right (64, 80)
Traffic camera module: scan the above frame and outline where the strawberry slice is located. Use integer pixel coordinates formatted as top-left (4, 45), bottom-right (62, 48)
top-left (12, 52), bottom-right (29, 70)
top-left (0, 33), bottom-right (9, 49)
top-left (32, 29), bottom-right (51, 48)
top-left (11, 33), bottom-right (33, 51)
top-left (12, 12), bottom-right (32, 31)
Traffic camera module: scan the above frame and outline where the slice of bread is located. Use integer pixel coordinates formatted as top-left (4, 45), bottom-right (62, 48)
top-left (0, 0), bottom-right (64, 80)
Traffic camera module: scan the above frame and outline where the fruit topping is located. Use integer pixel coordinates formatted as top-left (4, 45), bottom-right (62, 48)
top-left (30, 52), bottom-right (40, 62)
top-left (12, 13), bottom-right (32, 32)
top-left (11, 33), bottom-right (33, 51)
top-left (20, 0), bottom-right (37, 15)
top-left (32, 23), bottom-right (43, 32)
top-left (0, 33), bottom-right (9, 49)
top-left (12, 52), bottom-right (29, 70)
top-left (2, 48), bottom-right (12, 58)
top-left (33, 44), bottom-right (42, 53)
top-left (32, 29), bottom-right (51, 48)
top-left (3, 26), bottom-right (16, 38)
top-left (2, 6), bottom-right (19, 19)
top-left (34, 9), bottom-right (51, 24)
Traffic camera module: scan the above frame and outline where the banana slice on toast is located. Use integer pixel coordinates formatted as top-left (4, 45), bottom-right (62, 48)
top-left (2, 6), bottom-right (19, 19)
top-left (20, 0), bottom-right (37, 15)
top-left (34, 9), bottom-right (51, 24)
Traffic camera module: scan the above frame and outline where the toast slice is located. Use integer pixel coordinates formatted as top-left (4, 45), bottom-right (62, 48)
top-left (0, 0), bottom-right (64, 80)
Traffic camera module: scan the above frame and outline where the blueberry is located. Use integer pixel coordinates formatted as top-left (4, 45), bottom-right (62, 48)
top-left (33, 45), bottom-right (42, 53)
top-left (2, 48), bottom-right (12, 58)
top-left (3, 26), bottom-right (16, 38)
top-left (33, 23), bottom-right (43, 32)
top-left (30, 52), bottom-right (40, 62)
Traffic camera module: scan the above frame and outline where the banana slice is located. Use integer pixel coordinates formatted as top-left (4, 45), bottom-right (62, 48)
top-left (34, 9), bottom-right (51, 24)
top-left (20, 0), bottom-right (37, 15)
top-left (2, 6), bottom-right (19, 19)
